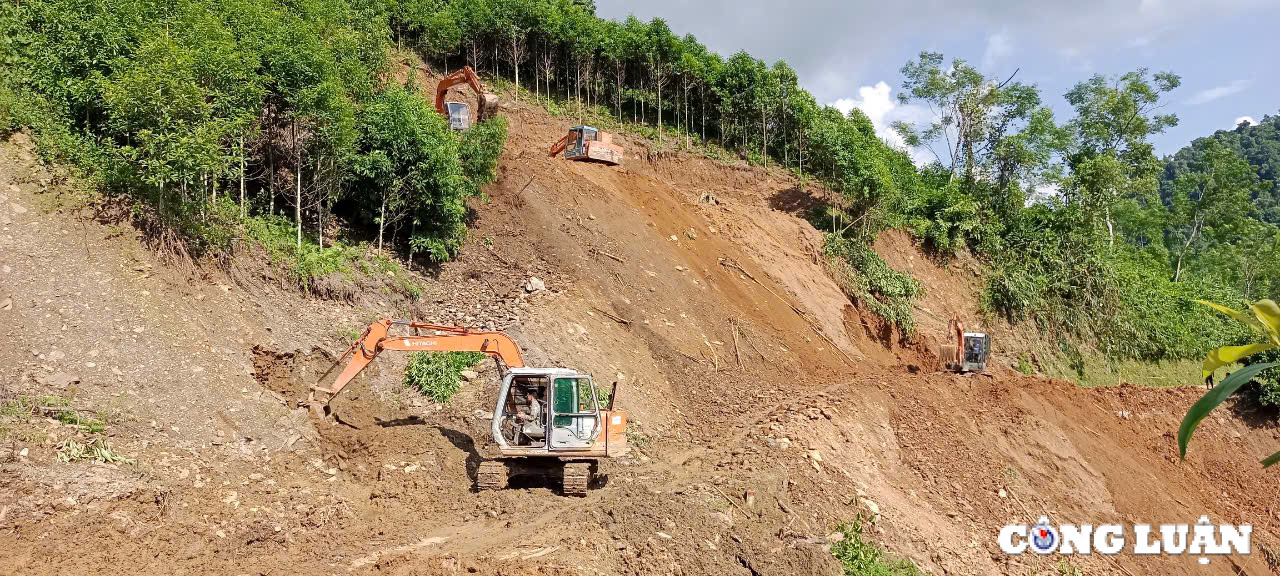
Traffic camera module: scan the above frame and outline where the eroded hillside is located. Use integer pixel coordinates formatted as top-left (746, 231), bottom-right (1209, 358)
top-left (1, 94), bottom-right (1277, 576)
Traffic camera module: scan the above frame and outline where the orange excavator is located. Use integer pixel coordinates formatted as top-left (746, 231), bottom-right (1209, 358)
top-left (549, 125), bottom-right (623, 166)
top-left (310, 319), bottom-right (628, 496)
top-left (435, 66), bottom-right (498, 131)
top-left (938, 315), bottom-right (991, 373)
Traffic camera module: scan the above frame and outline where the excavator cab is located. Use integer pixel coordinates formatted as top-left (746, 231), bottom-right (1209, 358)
top-left (960, 332), bottom-right (991, 372)
top-left (566, 126), bottom-right (594, 158)
top-left (493, 368), bottom-right (610, 452)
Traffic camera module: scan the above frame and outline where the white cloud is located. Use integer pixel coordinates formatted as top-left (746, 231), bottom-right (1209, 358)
top-left (1185, 79), bottom-right (1252, 105)
top-left (830, 82), bottom-right (933, 165)
top-left (981, 31), bottom-right (1013, 71)
top-left (1235, 115), bottom-right (1256, 127)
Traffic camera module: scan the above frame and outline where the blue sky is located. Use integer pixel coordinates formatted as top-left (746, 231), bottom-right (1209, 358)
top-left (595, 0), bottom-right (1278, 157)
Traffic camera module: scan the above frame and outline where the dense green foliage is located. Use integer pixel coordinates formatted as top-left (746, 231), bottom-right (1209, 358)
top-left (830, 517), bottom-right (923, 576)
top-left (404, 351), bottom-right (486, 403)
top-left (0, 0), bottom-right (505, 262)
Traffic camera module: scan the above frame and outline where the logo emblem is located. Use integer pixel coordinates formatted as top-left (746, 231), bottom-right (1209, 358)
top-left (1029, 516), bottom-right (1058, 554)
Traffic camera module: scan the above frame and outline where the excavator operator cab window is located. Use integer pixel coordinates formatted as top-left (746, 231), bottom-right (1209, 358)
top-left (568, 128), bottom-right (585, 158)
top-left (446, 102), bottom-right (471, 131)
top-left (549, 377), bottom-right (600, 449)
top-left (504, 377), bottom-right (549, 447)
top-left (962, 334), bottom-right (989, 368)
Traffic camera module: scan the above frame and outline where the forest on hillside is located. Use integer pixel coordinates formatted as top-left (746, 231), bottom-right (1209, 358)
top-left (1, 0), bottom-right (1278, 387)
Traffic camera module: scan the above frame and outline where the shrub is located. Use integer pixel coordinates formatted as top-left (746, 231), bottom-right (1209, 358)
top-left (823, 234), bottom-right (922, 335)
top-left (403, 351), bottom-right (486, 403)
top-left (831, 517), bottom-right (923, 576)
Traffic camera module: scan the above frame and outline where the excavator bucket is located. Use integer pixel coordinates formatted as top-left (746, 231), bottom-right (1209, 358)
top-left (478, 93), bottom-right (498, 122)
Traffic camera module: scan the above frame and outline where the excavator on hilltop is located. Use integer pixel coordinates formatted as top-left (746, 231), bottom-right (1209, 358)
top-left (310, 319), bottom-right (627, 496)
top-left (549, 125), bottom-right (623, 166)
top-left (435, 66), bottom-right (498, 131)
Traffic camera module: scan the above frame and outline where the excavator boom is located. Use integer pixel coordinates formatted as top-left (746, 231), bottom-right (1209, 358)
top-left (313, 319), bottom-right (525, 402)
top-left (548, 134), bottom-right (568, 157)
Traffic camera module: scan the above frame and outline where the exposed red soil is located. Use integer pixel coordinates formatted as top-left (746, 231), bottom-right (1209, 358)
top-left (1, 81), bottom-right (1279, 576)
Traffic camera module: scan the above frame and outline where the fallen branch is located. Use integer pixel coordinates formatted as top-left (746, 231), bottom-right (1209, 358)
top-left (593, 248), bottom-right (626, 264)
top-left (741, 327), bottom-right (767, 361)
top-left (705, 340), bottom-right (719, 371)
top-left (731, 321), bottom-right (743, 369)
top-left (593, 306), bottom-right (631, 325)
top-left (713, 485), bottom-right (754, 519)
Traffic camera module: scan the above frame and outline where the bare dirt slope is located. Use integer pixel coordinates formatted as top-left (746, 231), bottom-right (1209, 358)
top-left (1, 93), bottom-right (1279, 576)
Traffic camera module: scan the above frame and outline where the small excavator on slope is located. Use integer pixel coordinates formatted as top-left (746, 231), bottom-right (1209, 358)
top-left (549, 125), bottom-right (623, 166)
top-left (435, 66), bottom-right (498, 131)
top-left (310, 319), bottom-right (628, 496)
top-left (938, 315), bottom-right (991, 373)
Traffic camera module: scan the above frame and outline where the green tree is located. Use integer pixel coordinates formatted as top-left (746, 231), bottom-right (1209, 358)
top-left (1167, 141), bottom-right (1258, 282)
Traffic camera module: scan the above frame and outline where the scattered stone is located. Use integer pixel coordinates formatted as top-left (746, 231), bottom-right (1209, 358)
top-left (9, 203), bottom-right (26, 215)
top-left (997, 489), bottom-right (1007, 499)
top-left (525, 277), bottom-right (546, 293)
top-left (0, 297), bottom-right (9, 310)
top-left (18, 448), bottom-right (28, 458)
top-left (614, 540), bottom-right (628, 550)
top-left (36, 372), bottom-right (80, 388)
top-left (46, 350), bottom-right (65, 362)
top-left (473, 410), bottom-right (493, 420)
top-left (826, 531), bottom-right (844, 543)
top-left (744, 490), bottom-right (756, 509)
top-left (656, 532), bottom-right (672, 539)
top-left (460, 370), bottom-right (479, 381)
top-left (861, 498), bottom-right (880, 516)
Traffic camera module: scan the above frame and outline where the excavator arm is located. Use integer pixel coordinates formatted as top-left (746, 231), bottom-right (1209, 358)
top-left (548, 134), bottom-right (568, 157)
top-left (311, 319), bottom-right (526, 404)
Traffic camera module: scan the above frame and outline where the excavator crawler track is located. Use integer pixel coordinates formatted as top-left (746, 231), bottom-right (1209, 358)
top-left (562, 462), bottom-right (591, 497)
top-left (476, 461), bottom-right (508, 491)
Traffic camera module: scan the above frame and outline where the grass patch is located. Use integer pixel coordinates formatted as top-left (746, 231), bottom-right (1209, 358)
top-left (831, 517), bottom-right (923, 576)
top-left (243, 213), bottom-right (422, 299)
top-left (403, 351), bottom-right (487, 403)
top-left (1017, 354), bottom-right (1034, 375)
